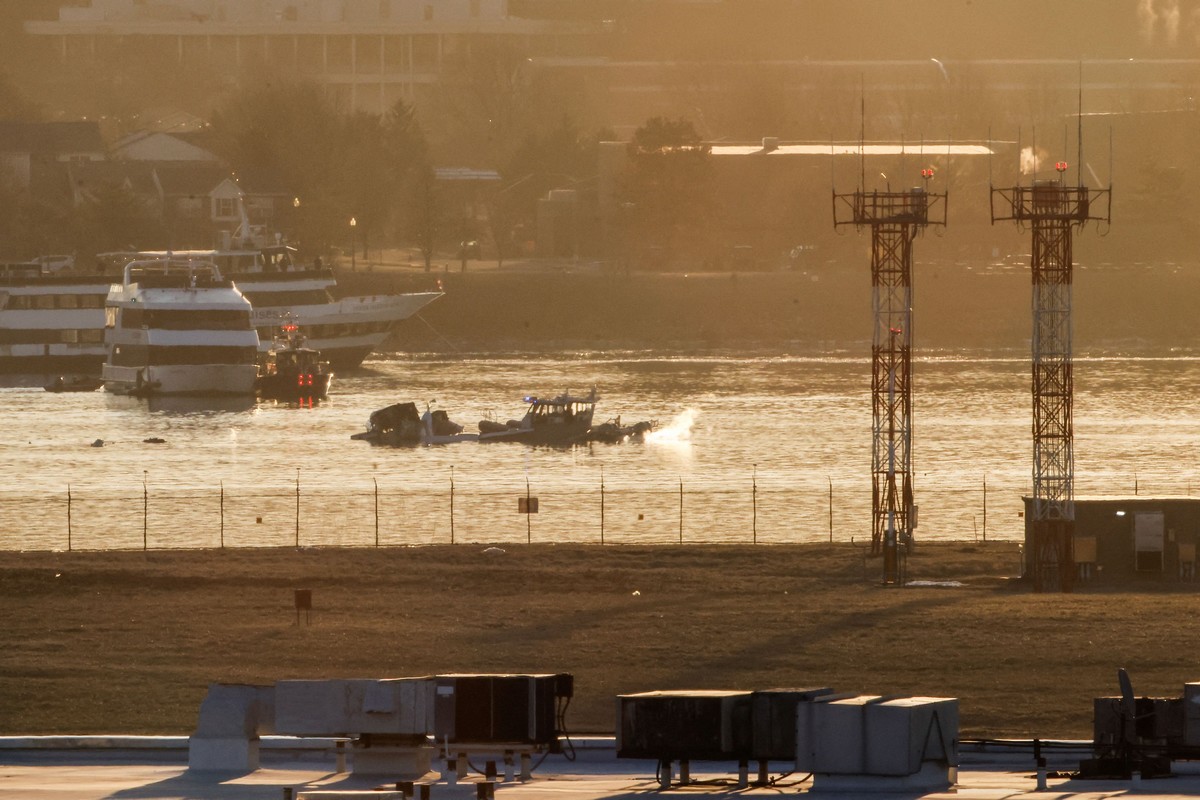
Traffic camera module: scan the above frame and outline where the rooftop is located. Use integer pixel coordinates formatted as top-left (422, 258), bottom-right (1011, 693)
top-left (1, 737), bottom-right (1198, 799)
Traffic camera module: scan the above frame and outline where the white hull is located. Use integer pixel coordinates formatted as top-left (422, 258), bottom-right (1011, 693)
top-left (249, 292), bottom-right (441, 359)
top-left (103, 363), bottom-right (258, 396)
top-left (2, 269), bottom-right (441, 372)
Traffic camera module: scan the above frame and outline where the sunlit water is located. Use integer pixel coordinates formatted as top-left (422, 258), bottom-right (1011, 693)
top-left (4, 350), bottom-right (1200, 551)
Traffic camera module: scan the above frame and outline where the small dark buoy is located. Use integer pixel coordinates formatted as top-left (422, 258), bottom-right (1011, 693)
top-left (143, 437), bottom-right (166, 444)
top-left (90, 439), bottom-right (104, 448)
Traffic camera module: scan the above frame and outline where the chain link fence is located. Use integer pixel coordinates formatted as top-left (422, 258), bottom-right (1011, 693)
top-left (0, 469), bottom-right (1036, 551)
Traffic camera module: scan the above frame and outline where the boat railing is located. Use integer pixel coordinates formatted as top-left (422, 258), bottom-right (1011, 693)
top-left (122, 257), bottom-right (224, 287)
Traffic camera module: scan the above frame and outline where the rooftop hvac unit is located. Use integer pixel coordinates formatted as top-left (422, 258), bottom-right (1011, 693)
top-left (432, 674), bottom-right (572, 750)
top-left (1186, 683), bottom-right (1200, 747)
top-left (616, 690), bottom-right (754, 761)
top-left (273, 678), bottom-right (434, 740)
top-left (863, 697), bottom-right (959, 777)
top-left (796, 695), bottom-right (958, 792)
top-left (796, 694), bottom-right (884, 774)
top-left (750, 688), bottom-right (836, 761)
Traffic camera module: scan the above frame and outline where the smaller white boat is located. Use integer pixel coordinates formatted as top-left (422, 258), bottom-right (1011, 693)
top-left (102, 258), bottom-right (259, 396)
top-left (477, 389), bottom-right (599, 445)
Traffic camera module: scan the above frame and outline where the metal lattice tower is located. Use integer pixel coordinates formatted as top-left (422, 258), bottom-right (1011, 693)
top-left (834, 178), bottom-right (946, 585)
top-left (991, 166), bottom-right (1110, 592)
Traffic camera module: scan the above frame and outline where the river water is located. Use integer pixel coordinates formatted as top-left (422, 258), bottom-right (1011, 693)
top-left (4, 348), bottom-right (1200, 551)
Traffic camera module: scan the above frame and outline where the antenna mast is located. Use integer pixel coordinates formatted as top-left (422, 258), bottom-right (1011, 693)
top-left (991, 128), bottom-right (1112, 592)
top-left (834, 148), bottom-right (946, 585)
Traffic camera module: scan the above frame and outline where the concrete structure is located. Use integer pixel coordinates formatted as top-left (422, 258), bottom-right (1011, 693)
top-left (26, 0), bottom-right (608, 114)
top-left (1023, 496), bottom-right (1200, 583)
top-left (188, 683), bottom-right (275, 771)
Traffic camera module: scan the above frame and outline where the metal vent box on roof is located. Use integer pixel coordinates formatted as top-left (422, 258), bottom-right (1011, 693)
top-left (273, 678), bottom-right (434, 737)
top-left (433, 674), bottom-right (571, 750)
top-left (750, 687), bottom-right (835, 761)
top-left (616, 690), bottom-right (754, 761)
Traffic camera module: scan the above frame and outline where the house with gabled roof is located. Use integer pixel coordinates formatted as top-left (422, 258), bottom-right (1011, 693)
top-left (112, 131), bottom-right (221, 163)
top-left (152, 162), bottom-right (292, 248)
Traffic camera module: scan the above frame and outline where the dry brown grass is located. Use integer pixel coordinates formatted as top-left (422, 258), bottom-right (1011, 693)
top-left (0, 542), bottom-right (1195, 739)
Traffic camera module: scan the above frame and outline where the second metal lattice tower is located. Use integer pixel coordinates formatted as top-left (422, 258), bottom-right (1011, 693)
top-left (835, 178), bottom-right (945, 584)
top-left (991, 165), bottom-right (1110, 592)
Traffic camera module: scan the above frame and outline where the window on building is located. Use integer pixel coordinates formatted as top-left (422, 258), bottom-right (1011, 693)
top-left (215, 197), bottom-right (238, 219)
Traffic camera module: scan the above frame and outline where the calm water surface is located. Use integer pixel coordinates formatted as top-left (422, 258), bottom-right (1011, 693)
top-left (4, 350), bottom-right (1200, 550)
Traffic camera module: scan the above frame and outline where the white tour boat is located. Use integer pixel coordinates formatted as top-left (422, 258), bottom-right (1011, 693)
top-left (102, 258), bottom-right (259, 396)
top-left (0, 239), bottom-right (440, 375)
top-left (130, 243), bottom-right (440, 370)
top-left (0, 261), bottom-right (108, 375)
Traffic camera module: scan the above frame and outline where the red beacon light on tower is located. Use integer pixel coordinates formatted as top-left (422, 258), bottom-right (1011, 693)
top-left (921, 168), bottom-right (934, 180)
top-left (1055, 161), bottom-right (1069, 173)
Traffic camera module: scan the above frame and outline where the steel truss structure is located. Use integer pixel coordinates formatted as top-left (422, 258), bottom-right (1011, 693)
top-left (991, 176), bottom-right (1111, 592)
top-left (834, 187), bottom-right (946, 584)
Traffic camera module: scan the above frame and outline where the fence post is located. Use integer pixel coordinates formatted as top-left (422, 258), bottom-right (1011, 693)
top-left (294, 468), bottom-right (300, 547)
top-left (220, 480), bottom-right (225, 549)
top-left (983, 476), bottom-right (987, 542)
top-left (67, 484), bottom-right (72, 552)
top-left (450, 466), bottom-right (456, 545)
top-left (142, 470), bottom-right (148, 551)
top-left (678, 478), bottom-right (683, 544)
top-left (752, 464), bottom-right (757, 544)
top-left (525, 477), bottom-right (532, 544)
top-left (600, 467), bottom-right (605, 545)
top-left (374, 477), bottom-right (380, 547)
top-left (828, 476), bottom-right (833, 543)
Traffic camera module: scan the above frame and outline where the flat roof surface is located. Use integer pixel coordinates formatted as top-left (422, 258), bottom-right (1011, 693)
top-left (4, 742), bottom-right (1200, 799)
top-left (710, 144), bottom-right (994, 156)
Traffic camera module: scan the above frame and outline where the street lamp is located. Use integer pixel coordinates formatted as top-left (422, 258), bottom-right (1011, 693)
top-left (350, 216), bottom-right (357, 270)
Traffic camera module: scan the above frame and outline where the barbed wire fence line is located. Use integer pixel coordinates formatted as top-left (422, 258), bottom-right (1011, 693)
top-left (0, 469), bottom-right (1040, 552)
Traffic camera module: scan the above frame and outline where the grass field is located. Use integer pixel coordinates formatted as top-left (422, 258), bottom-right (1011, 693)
top-left (1, 541), bottom-right (1196, 739)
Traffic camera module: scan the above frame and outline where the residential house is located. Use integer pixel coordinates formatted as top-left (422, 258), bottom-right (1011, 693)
top-left (0, 121), bottom-right (106, 191)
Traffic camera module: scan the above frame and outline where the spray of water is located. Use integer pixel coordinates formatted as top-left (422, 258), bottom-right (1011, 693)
top-left (645, 408), bottom-right (698, 444)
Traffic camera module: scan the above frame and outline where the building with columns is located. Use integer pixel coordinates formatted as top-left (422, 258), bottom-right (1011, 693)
top-left (25, 0), bottom-right (608, 114)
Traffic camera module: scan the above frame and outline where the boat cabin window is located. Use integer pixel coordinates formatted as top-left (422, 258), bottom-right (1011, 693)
top-left (5, 292), bottom-right (107, 310)
top-left (119, 308), bottom-right (251, 331)
top-left (241, 289), bottom-right (333, 306)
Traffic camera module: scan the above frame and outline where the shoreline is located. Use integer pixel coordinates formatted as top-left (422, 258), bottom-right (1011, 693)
top-left (343, 264), bottom-right (1200, 356)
